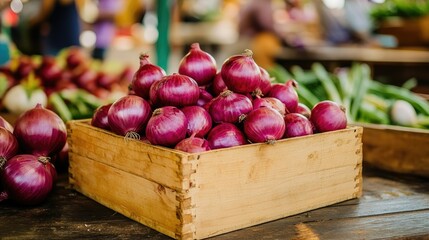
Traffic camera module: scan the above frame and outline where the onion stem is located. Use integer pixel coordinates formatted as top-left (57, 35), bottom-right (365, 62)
top-left (266, 139), bottom-right (277, 145)
top-left (125, 131), bottom-right (141, 141)
top-left (38, 157), bottom-right (51, 165)
top-left (243, 49), bottom-right (254, 57)
top-left (0, 191), bottom-right (8, 202)
top-left (0, 157), bottom-right (6, 169)
top-left (220, 90), bottom-right (233, 97)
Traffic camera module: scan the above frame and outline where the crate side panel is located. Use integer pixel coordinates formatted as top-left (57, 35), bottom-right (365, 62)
top-left (69, 153), bottom-right (180, 239)
top-left (193, 127), bottom-right (362, 238)
top-left (362, 124), bottom-right (429, 177)
top-left (68, 121), bottom-right (185, 190)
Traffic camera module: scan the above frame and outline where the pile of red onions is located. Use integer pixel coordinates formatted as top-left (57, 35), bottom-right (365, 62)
top-left (0, 104), bottom-right (67, 205)
top-left (90, 45), bottom-right (348, 153)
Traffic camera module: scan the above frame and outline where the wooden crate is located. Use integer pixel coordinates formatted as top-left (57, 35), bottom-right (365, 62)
top-left (67, 120), bottom-right (363, 240)
top-left (377, 16), bottom-right (429, 46)
top-left (361, 123), bottom-right (429, 178)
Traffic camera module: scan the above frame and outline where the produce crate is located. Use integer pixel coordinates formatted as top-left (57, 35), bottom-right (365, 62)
top-left (67, 120), bottom-right (363, 240)
top-left (377, 16), bottom-right (429, 46)
top-left (361, 123), bottom-right (429, 178)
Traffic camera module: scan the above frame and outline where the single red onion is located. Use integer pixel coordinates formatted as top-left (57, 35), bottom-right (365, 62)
top-left (174, 137), bottom-right (211, 153)
top-left (196, 87), bottom-right (214, 107)
top-left (91, 103), bottom-right (112, 130)
top-left (0, 127), bottom-right (18, 167)
top-left (209, 90), bottom-right (253, 124)
top-left (108, 95), bottom-right (152, 138)
top-left (243, 107), bottom-right (285, 143)
top-left (296, 103), bottom-right (311, 119)
top-left (257, 67), bottom-right (272, 96)
top-left (149, 79), bottom-right (162, 107)
top-left (145, 106), bottom-right (187, 147)
top-left (310, 100), bottom-right (347, 133)
top-left (0, 154), bottom-right (56, 205)
top-left (268, 80), bottom-right (299, 113)
top-left (221, 49), bottom-right (261, 94)
top-left (150, 73), bottom-right (200, 107)
top-left (178, 43), bottom-right (217, 86)
top-left (252, 97), bottom-right (287, 116)
top-left (37, 56), bottom-right (62, 87)
top-left (0, 116), bottom-right (13, 132)
top-left (181, 106), bottom-right (212, 138)
top-left (131, 54), bottom-right (166, 99)
top-left (283, 113), bottom-right (314, 138)
top-left (207, 123), bottom-right (247, 149)
top-left (14, 104), bottom-right (67, 157)
top-left (211, 72), bottom-right (228, 96)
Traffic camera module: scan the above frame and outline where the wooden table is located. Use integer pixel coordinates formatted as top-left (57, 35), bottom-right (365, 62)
top-left (1, 164), bottom-right (428, 239)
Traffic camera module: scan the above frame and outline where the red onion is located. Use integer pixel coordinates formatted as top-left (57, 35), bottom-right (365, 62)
top-left (91, 103), bottom-right (112, 130)
top-left (150, 73), bottom-right (200, 107)
top-left (108, 95), bottom-right (152, 138)
top-left (174, 137), bottom-right (211, 153)
top-left (221, 49), bottom-right (261, 94)
top-left (0, 154), bottom-right (56, 205)
top-left (0, 127), bottom-right (18, 167)
top-left (209, 90), bottom-right (253, 124)
top-left (243, 107), bottom-right (285, 143)
top-left (268, 80), bottom-right (299, 113)
top-left (283, 113), bottom-right (313, 138)
top-left (310, 100), bottom-right (347, 133)
top-left (196, 87), bottom-right (214, 107)
top-left (131, 54), bottom-right (166, 99)
top-left (145, 106), bottom-right (187, 147)
top-left (54, 141), bottom-right (69, 173)
top-left (181, 106), bottom-right (212, 138)
top-left (257, 67), bottom-right (272, 96)
top-left (211, 72), bottom-right (228, 96)
top-left (178, 43), bottom-right (217, 86)
top-left (296, 103), bottom-right (311, 119)
top-left (207, 123), bottom-right (247, 149)
top-left (37, 56), bottom-right (62, 87)
top-left (14, 104), bottom-right (67, 157)
top-left (0, 116), bottom-right (13, 132)
top-left (252, 97), bottom-right (287, 116)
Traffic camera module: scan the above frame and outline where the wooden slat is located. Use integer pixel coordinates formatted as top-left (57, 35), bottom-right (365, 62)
top-left (69, 154), bottom-right (179, 239)
top-left (360, 123), bottom-right (429, 177)
top-left (68, 120), bottom-right (188, 191)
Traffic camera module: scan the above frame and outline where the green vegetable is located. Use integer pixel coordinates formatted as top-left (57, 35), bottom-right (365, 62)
top-left (311, 63), bottom-right (342, 105)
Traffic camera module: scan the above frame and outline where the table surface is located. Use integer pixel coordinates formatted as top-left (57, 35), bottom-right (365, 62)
top-left (1, 165), bottom-right (428, 240)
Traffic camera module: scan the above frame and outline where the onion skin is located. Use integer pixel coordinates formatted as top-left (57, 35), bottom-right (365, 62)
top-left (131, 54), bottom-right (166, 99)
top-left (108, 95), bottom-right (152, 137)
top-left (243, 107), bottom-right (286, 143)
top-left (145, 106), bottom-right (188, 147)
top-left (296, 103), bottom-right (311, 119)
top-left (174, 137), bottom-right (211, 153)
top-left (91, 103), bottom-right (112, 130)
top-left (196, 87), bottom-right (214, 107)
top-left (207, 123), bottom-right (247, 149)
top-left (151, 73), bottom-right (200, 107)
top-left (0, 127), bottom-right (18, 164)
top-left (211, 72), bottom-right (228, 96)
top-left (1, 154), bottom-right (56, 205)
top-left (209, 90), bottom-right (253, 124)
top-left (252, 97), bottom-right (286, 116)
top-left (0, 116), bottom-right (13, 132)
top-left (14, 104), bottom-right (67, 157)
top-left (258, 67), bottom-right (272, 96)
top-left (221, 50), bottom-right (261, 94)
top-left (283, 113), bottom-right (314, 138)
top-left (178, 43), bottom-right (217, 86)
top-left (310, 100), bottom-right (347, 133)
top-left (267, 80), bottom-right (299, 113)
top-left (181, 106), bottom-right (212, 138)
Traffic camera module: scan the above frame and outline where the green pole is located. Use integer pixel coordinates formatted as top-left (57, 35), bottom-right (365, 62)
top-left (156, 0), bottom-right (172, 71)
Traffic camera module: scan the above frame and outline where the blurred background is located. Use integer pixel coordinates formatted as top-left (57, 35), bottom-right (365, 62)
top-left (1, 0), bottom-right (428, 68)
top-left (1, 0), bottom-right (429, 117)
